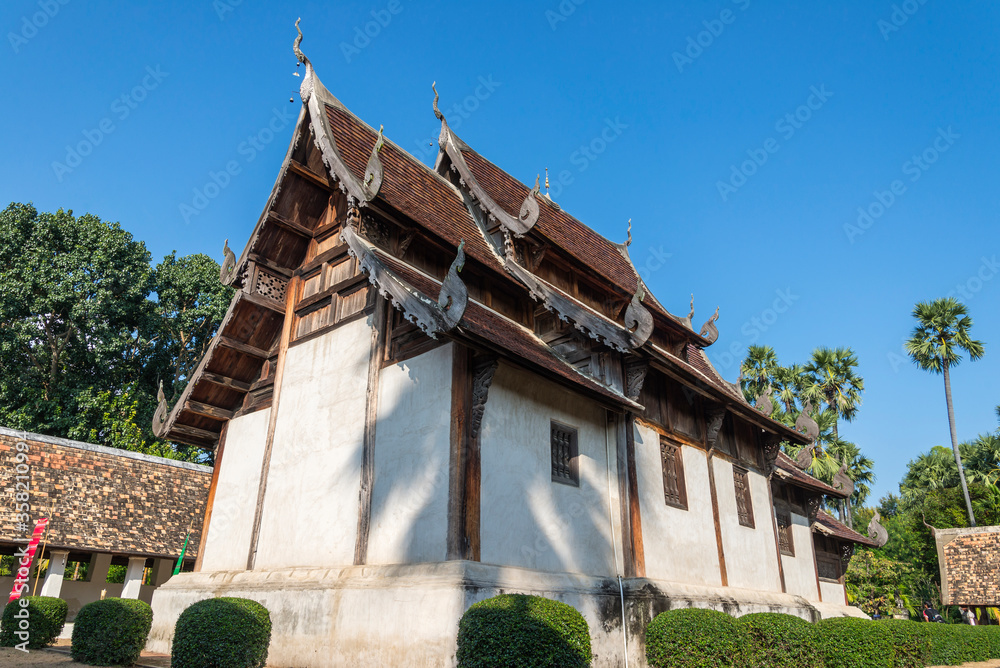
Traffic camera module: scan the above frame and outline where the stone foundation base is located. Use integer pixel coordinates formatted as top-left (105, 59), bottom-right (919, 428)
top-left (148, 561), bottom-right (866, 667)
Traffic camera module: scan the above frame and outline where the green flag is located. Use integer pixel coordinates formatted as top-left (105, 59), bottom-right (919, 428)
top-left (173, 529), bottom-right (191, 575)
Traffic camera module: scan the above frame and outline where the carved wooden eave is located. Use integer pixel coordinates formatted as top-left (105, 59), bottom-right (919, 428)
top-left (342, 223), bottom-right (462, 339)
top-left (295, 20), bottom-right (383, 206)
top-left (433, 85), bottom-right (539, 237)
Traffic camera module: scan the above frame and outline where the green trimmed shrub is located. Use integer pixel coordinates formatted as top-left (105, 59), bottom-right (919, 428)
top-left (71, 598), bottom-right (152, 666)
top-left (171, 597), bottom-right (271, 668)
top-left (924, 623), bottom-right (989, 665)
top-left (457, 594), bottom-right (591, 668)
top-left (877, 619), bottom-right (931, 668)
top-left (739, 612), bottom-right (820, 668)
top-left (0, 596), bottom-right (67, 649)
top-left (815, 616), bottom-right (894, 668)
top-left (980, 625), bottom-right (1000, 659)
top-left (645, 608), bottom-right (748, 668)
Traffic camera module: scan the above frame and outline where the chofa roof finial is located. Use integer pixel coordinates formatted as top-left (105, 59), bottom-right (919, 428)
top-left (625, 218), bottom-right (632, 248)
top-left (432, 81), bottom-right (444, 121)
top-left (544, 167), bottom-right (550, 198)
top-left (293, 18), bottom-right (309, 66)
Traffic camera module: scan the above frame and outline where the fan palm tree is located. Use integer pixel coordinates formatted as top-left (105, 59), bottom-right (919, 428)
top-left (740, 345), bottom-right (779, 404)
top-left (905, 298), bottom-right (985, 526)
top-left (802, 347), bottom-right (865, 525)
top-left (774, 364), bottom-right (805, 414)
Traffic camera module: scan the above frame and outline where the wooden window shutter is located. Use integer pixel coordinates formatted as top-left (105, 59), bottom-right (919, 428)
top-left (776, 510), bottom-right (794, 556)
top-left (660, 438), bottom-right (688, 510)
top-left (550, 422), bottom-right (579, 486)
top-left (733, 466), bottom-right (755, 528)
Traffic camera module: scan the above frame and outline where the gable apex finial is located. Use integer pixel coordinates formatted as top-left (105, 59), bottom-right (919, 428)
top-left (432, 81), bottom-right (444, 121)
top-left (293, 18), bottom-right (309, 66)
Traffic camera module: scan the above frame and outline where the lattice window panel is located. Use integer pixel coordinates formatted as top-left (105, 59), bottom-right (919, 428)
top-left (660, 439), bottom-right (687, 509)
top-left (733, 466), bottom-right (755, 528)
top-left (255, 270), bottom-right (288, 303)
top-left (550, 422), bottom-right (579, 486)
top-left (776, 511), bottom-right (794, 556)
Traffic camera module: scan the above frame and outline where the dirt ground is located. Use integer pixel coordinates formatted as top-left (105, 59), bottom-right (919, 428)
top-left (0, 647), bottom-right (169, 667)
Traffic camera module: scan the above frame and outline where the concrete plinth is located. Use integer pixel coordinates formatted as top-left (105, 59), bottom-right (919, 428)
top-left (40, 550), bottom-right (69, 598)
top-left (148, 561), bottom-right (866, 667)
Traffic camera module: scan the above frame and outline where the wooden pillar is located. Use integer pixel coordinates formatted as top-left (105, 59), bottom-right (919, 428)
top-left (705, 451), bottom-right (729, 586)
top-left (614, 414), bottom-right (636, 577)
top-left (194, 422), bottom-right (228, 572)
top-left (767, 482), bottom-right (787, 594)
top-left (354, 295), bottom-right (389, 565)
top-left (246, 275), bottom-right (299, 570)
top-left (623, 413), bottom-right (645, 577)
top-left (447, 345), bottom-right (472, 560)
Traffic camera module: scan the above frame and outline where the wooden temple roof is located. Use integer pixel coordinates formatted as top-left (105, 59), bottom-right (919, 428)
top-left (814, 510), bottom-right (879, 548)
top-left (153, 28), bottom-right (816, 459)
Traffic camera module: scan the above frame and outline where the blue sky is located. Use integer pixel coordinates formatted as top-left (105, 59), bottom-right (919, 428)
top-left (2, 0), bottom-right (997, 503)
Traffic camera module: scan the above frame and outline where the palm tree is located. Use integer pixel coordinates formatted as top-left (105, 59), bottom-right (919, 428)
top-left (774, 364), bottom-right (805, 414)
top-left (740, 345), bottom-right (779, 404)
top-left (905, 298), bottom-right (985, 527)
top-left (802, 347), bottom-right (865, 524)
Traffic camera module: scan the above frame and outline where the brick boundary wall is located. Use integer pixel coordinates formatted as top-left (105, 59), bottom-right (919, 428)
top-left (0, 426), bottom-right (212, 559)
top-left (935, 525), bottom-right (1000, 606)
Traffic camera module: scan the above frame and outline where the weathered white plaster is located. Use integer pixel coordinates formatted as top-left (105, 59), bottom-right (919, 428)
top-left (40, 550), bottom-right (69, 598)
top-left (199, 408), bottom-right (271, 572)
top-left (479, 363), bottom-right (623, 577)
top-left (634, 423), bottom-right (722, 587)
top-left (253, 317), bottom-right (371, 570)
top-left (367, 344), bottom-right (453, 564)
top-left (820, 579), bottom-right (847, 605)
top-left (713, 457), bottom-right (782, 592)
top-left (121, 556), bottom-right (147, 599)
top-left (147, 560), bottom-right (863, 668)
top-left (780, 512), bottom-right (821, 601)
top-left (0, 575), bottom-right (156, 622)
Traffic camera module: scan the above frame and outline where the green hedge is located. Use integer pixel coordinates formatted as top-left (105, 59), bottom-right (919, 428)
top-left (646, 608), bottom-right (748, 668)
top-left (815, 617), bottom-right (894, 668)
top-left (71, 598), bottom-right (152, 666)
top-left (980, 625), bottom-right (1000, 659)
top-left (0, 596), bottom-right (67, 649)
top-left (739, 612), bottom-right (820, 668)
top-left (877, 619), bottom-right (931, 668)
top-left (457, 594), bottom-right (591, 668)
top-left (923, 623), bottom-right (989, 665)
top-left (171, 597), bottom-right (271, 668)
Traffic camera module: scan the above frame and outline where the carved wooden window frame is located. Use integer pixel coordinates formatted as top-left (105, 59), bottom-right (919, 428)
top-left (776, 510), bottom-right (794, 556)
top-left (660, 438), bottom-right (688, 510)
top-left (733, 466), bottom-right (755, 528)
top-left (550, 421), bottom-right (579, 487)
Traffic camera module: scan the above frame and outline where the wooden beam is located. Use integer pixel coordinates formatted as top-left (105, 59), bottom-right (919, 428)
top-left (615, 413), bottom-right (636, 577)
top-left (767, 482), bottom-right (788, 594)
top-left (184, 400), bottom-right (235, 421)
top-left (218, 336), bottom-right (269, 360)
top-left (288, 159), bottom-right (332, 191)
top-left (298, 243), bottom-right (351, 276)
top-left (202, 372), bottom-right (252, 393)
top-left (247, 252), bottom-right (294, 278)
top-left (268, 211), bottom-right (313, 239)
top-left (624, 413), bottom-right (646, 577)
top-left (705, 450), bottom-right (729, 586)
top-left (242, 291), bottom-right (286, 314)
top-left (247, 275), bottom-right (299, 570)
top-left (194, 423), bottom-right (228, 572)
top-left (447, 345), bottom-right (471, 560)
top-left (170, 423), bottom-right (219, 444)
top-left (354, 295), bottom-right (388, 565)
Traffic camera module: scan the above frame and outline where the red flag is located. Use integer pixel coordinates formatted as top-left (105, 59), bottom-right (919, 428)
top-left (7, 518), bottom-right (48, 603)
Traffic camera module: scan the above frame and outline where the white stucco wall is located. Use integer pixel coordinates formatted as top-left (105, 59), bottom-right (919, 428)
top-left (479, 363), bottom-right (624, 577)
top-left (367, 344), bottom-right (453, 565)
top-left (713, 458), bottom-right (782, 592)
top-left (253, 317), bottom-right (372, 570)
top-left (820, 579), bottom-right (846, 604)
top-left (634, 422), bottom-right (722, 587)
top-left (780, 512), bottom-right (821, 601)
top-left (199, 408), bottom-right (270, 572)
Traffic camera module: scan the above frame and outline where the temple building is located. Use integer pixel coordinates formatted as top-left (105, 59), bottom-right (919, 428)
top-left (147, 25), bottom-right (883, 667)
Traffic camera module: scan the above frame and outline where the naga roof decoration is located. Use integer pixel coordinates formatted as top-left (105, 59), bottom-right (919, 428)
top-left (814, 510), bottom-right (879, 548)
top-left (294, 19), bottom-right (384, 205)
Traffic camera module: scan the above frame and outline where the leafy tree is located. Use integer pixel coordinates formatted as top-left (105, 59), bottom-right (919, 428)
top-left (740, 344), bottom-right (779, 402)
top-left (846, 549), bottom-right (914, 617)
top-left (0, 203), bottom-right (153, 437)
top-left (905, 298), bottom-right (985, 526)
